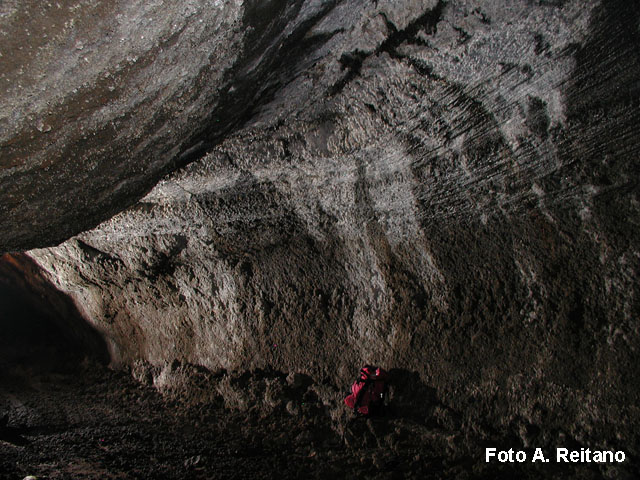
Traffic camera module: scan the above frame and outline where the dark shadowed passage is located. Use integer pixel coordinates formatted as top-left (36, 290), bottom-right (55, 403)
top-left (0, 253), bottom-right (110, 370)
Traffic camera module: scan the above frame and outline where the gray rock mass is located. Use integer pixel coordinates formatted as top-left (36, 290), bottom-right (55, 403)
top-left (2, 0), bottom-right (640, 470)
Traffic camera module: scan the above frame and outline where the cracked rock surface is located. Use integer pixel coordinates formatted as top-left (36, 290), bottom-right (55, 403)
top-left (2, 0), bottom-right (640, 474)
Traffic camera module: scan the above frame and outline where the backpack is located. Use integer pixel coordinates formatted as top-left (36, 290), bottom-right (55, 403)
top-left (344, 365), bottom-right (388, 416)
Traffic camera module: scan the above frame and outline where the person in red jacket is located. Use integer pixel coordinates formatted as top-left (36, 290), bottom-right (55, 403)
top-left (344, 365), bottom-right (388, 416)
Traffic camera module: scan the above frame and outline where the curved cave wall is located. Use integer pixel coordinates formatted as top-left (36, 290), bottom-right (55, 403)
top-left (0, 0), bottom-right (331, 252)
top-left (2, 0), bottom-right (639, 458)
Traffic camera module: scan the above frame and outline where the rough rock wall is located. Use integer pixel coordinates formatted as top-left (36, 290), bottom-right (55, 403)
top-left (20, 0), bottom-right (640, 455)
top-left (0, 0), bottom-right (344, 252)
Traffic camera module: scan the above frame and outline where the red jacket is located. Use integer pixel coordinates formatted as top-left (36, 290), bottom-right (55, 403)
top-left (344, 366), bottom-right (388, 415)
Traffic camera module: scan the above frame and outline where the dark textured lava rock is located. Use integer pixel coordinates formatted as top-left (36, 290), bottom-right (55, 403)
top-left (0, 0), bottom-right (346, 252)
top-left (2, 0), bottom-right (640, 474)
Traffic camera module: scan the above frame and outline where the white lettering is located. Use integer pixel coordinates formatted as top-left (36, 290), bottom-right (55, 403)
top-left (532, 448), bottom-right (547, 462)
top-left (486, 448), bottom-right (496, 462)
top-left (557, 448), bottom-right (568, 462)
top-left (557, 448), bottom-right (625, 463)
top-left (486, 448), bottom-right (527, 463)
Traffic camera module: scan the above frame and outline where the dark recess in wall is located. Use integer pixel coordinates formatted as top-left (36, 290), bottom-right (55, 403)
top-left (0, 254), bottom-right (109, 370)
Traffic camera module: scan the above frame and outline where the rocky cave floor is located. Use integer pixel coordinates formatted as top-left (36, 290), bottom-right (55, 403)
top-left (2, 343), bottom-right (636, 480)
